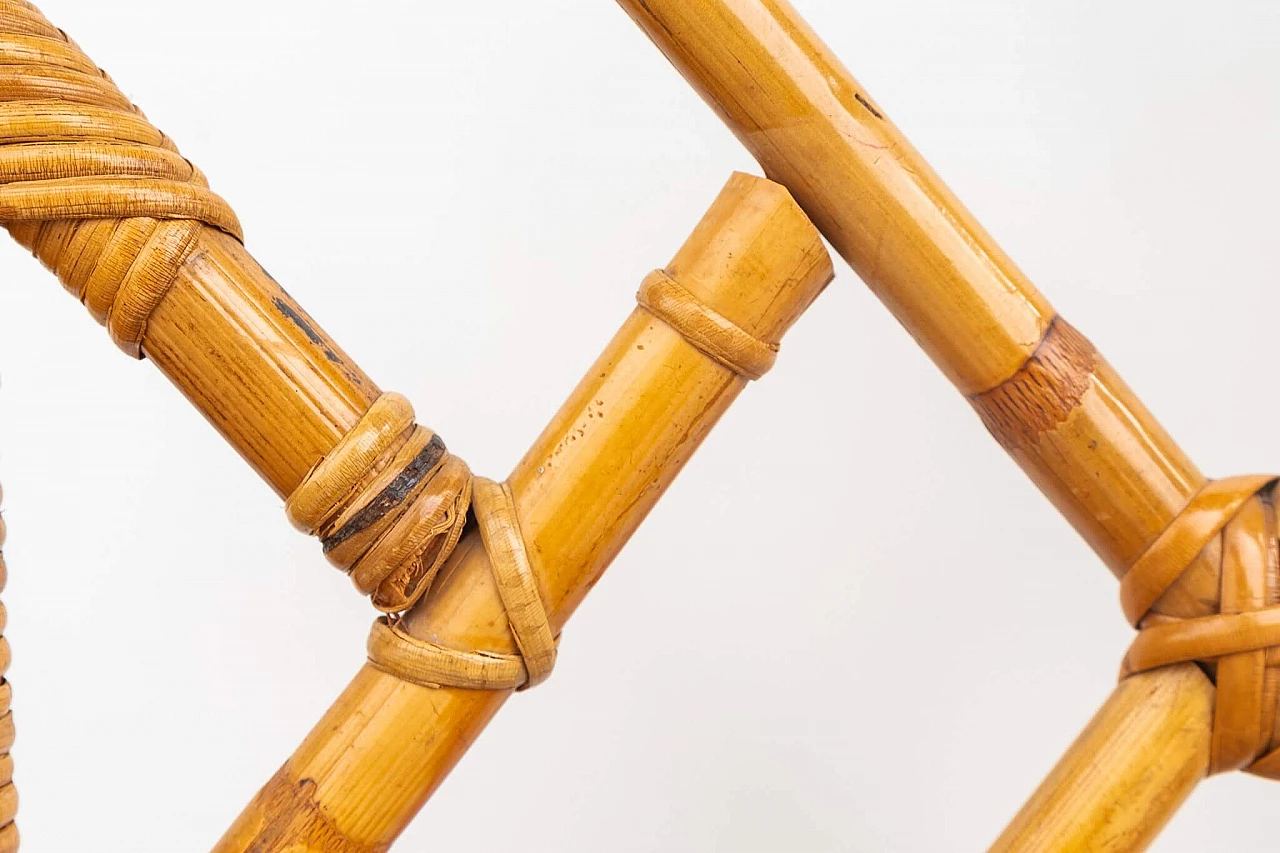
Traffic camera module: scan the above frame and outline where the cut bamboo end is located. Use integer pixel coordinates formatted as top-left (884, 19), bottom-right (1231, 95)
top-left (616, 0), bottom-right (1052, 394)
top-left (216, 173), bottom-right (832, 852)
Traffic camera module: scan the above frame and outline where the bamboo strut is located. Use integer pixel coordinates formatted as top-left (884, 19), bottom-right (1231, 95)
top-left (0, 2), bottom-right (1258, 850)
top-left (216, 174), bottom-right (832, 851)
top-left (989, 664), bottom-right (1213, 853)
top-left (0, 487), bottom-right (16, 853)
top-left (610, 0), bottom-right (1246, 848)
top-left (0, 0), bottom-right (474, 613)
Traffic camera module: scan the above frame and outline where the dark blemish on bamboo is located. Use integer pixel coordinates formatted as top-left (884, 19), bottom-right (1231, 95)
top-left (322, 435), bottom-right (448, 552)
top-left (251, 768), bottom-right (383, 852)
top-left (854, 92), bottom-right (883, 119)
top-left (271, 295), bottom-right (345, 365)
top-left (968, 317), bottom-right (1097, 452)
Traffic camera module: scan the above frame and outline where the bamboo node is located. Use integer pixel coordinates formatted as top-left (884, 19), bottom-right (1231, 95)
top-left (1119, 475), bottom-right (1280, 777)
top-left (0, 1), bottom-right (241, 357)
top-left (366, 477), bottom-right (558, 692)
top-left (637, 269), bottom-right (779, 380)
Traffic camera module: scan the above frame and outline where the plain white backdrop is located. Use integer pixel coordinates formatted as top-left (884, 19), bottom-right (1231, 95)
top-left (0, 0), bottom-right (1277, 850)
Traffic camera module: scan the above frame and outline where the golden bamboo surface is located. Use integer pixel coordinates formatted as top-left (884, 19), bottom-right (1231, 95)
top-left (611, 0), bottom-right (1270, 848)
top-left (216, 173), bottom-right (832, 852)
top-left (989, 664), bottom-right (1212, 853)
top-left (0, 1), bottom-right (1262, 850)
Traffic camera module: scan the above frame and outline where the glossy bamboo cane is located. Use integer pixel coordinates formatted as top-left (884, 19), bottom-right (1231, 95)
top-left (216, 173), bottom-right (832, 851)
top-left (610, 0), bottom-right (1227, 848)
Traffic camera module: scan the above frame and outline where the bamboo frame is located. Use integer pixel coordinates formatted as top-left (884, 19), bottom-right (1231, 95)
top-left (218, 172), bottom-right (832, 850)
top-left (609, 0), bottom-right (1274, 848)
top-left (0, 0), bottom-right (1269, 850)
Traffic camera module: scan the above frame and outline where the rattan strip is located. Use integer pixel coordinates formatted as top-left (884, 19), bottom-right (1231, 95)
top-left (0, 1), bottom-right (241, 357)
top-left (1119, 475), bottom-right (1280, 776)
top-left (286, 392), bottom-right (472, 613)
top-left (636, 269), bottom-right (779, 379)
top-left (351, 250), bottom-right (790, 689)
top-left (360, 254), bottom-right (786, 691)
top-left (366, 478), bottom-right (558, 691)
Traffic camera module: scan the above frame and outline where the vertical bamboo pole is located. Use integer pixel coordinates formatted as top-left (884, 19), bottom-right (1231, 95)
top-left (0, 488), bottom-right (16, 853)
top-left (215, 173), bottom-right (833, 852)
top-left (609, 0), bottom-right (1226, 848)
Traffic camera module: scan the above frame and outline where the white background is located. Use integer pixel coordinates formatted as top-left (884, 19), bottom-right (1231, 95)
top-left (0, 0), bottom-right (1277, 850)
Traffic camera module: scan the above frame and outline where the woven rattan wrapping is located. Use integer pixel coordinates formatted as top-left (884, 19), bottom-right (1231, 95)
top-left (0, 488), bottom-right (16, 853)
top-left (287, 393), bottom-right (473, 613)
top-left (636, 269), bottom-right (780, 379)
top-left (366, 477), bottom-right (559, 691)
top-left (1120, 476), bottom-right (1280, 776)
top-left (0, 0), bottom-right (239, 356)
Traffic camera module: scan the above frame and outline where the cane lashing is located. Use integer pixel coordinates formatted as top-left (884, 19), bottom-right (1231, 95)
top-left (1119, 475), bottom-right (1280, 776)
top-left (287, 393), bottom-right (472, 613)
top-left (0, 486), bottom-right (16, 853)
top-left (0, 1), bottom-right (240, 357)
top-left (637, 269), bottom-right (779, 379)
top-left (366, 477), bottom-right (559, 691)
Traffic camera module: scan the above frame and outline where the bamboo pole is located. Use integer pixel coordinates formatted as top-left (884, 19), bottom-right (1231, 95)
top-left (0, 3), bottom-right (1243, 849)
top-left (609, 0), bottom-right (1236, 848)
top-left (0, 0), bottom-right (481, 611)
top-left (989, 664), bottom-right (1213, 853)
top-left (215, 173), bottom-right (832, 851)
top-left (139, 230), bottom-right (377, 496)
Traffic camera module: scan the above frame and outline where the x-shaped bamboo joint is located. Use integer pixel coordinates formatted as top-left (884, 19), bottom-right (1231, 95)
top-left (0, 0), bottom-right (1262, 851)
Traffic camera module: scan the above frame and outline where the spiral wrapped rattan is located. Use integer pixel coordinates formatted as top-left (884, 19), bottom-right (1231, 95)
top-left (0, 0), bottom-right (240, 356)
top-left (0, 487), bottom-right (16, 853)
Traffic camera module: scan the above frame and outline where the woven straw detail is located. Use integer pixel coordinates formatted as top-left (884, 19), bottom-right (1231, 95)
top-left (637, 269), bottom-right (779, 380)
top-left (0, 486), bottom-right (16, 853)
top-left (0, 1), bottom-right (240, 357)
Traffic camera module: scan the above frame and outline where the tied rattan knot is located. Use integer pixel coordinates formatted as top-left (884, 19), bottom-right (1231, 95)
top-left (637, 269), bottom-right (780, 379)
top-left (286, 393), bottom-right (472, 613)
top-left (1119, 475), bottom-right (1280, 776)
top-left (0, 0), bottom-right (239, 357)
top-left (366, 477), bottom-right (559, 691)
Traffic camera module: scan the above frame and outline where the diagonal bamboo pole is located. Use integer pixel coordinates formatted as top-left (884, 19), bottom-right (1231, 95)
top-left (989, 664), bottom-right (1212, 853)
top-left (609, 0), bottom-right (1235, 848)
top-left (216, 173), bottom-right (833, 851)
top-left (0, 0), bottom-right (478, 615)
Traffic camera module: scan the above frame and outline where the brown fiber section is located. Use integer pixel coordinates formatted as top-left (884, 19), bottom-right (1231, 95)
top-left (969, 317), bottom-right (1097, 451)
top-left (235, 768), bottom-right (387, 853)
